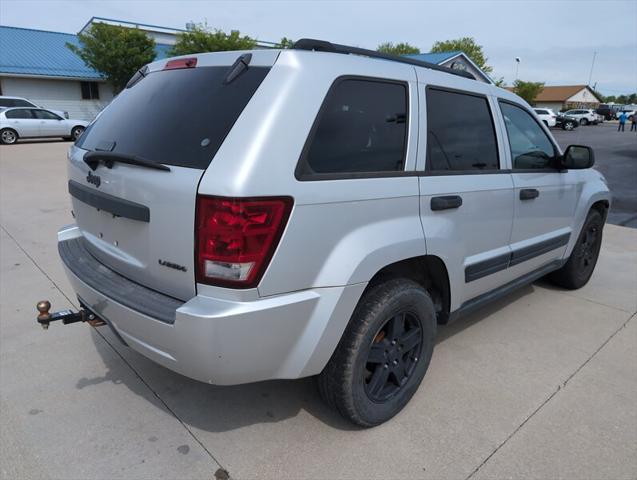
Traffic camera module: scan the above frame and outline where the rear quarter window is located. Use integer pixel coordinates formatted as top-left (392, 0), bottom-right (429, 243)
top-left (297, 77), bottom-right (408, 179)
top-left (76, 65), bottom-right (270, 170)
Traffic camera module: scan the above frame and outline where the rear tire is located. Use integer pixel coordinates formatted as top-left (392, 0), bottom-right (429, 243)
top-left (318, 278), bottom-right (436, 427)
top-left (548, 209), bottom-right (603, 289)
top-left (0, 128), bottom-right (18, 145)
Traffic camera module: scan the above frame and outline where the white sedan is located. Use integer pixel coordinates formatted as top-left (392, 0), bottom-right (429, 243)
top-left (0, 107), bottom-right (88, 144)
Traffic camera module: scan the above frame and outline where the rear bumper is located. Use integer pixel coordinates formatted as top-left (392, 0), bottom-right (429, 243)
top-left (58, 225), bottom-right (366, 385)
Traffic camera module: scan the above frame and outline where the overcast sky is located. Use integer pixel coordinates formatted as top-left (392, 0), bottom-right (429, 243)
top-left (2, 0), bottom-right (636, 95)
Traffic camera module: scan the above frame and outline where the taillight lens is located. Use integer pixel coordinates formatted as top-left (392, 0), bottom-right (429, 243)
top-left (195, 196), bottom-right (293, 288)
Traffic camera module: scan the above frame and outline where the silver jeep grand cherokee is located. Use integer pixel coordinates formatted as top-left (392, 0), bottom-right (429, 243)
top-left (47, 40), bottom-right (611, 426)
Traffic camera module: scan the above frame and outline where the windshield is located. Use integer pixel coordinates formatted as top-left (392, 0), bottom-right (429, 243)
top-left (76, 65), bottom-right (270, 169)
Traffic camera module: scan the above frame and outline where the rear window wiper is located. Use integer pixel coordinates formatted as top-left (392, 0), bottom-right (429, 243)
top-left (223, 53), bottom-right (252, 84)
top-left (83, 151), bottom-right (171, 172)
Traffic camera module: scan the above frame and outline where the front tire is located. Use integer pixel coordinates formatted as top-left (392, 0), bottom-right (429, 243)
top-left (548, 209), bottom-right (603, 289)
top-left (563, 121), bottom-right (575, 131)
top-left (318, 278), bottom-right (436, 427)
top-left (71, 126), bottom-right (85, 141)
top-left (0, 128), bottom-right (18, 145)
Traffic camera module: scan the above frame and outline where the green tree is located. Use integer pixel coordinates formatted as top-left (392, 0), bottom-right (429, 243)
top-left (377, 42), bottom-right (420, 55)
top-left (604, 95), bottom-right (617, 103)
top-left (67, 23), bottom-right (156, 93)
top-left (512, 80), bottom-right (545, 105)
top-left (277, 37), bottom-right (295, 49)
top-left (430, 37), bottom-right (492, 74)
top-left (170, 23), bottom-right (256, 56)
top-left (493, 77), bottom-right (506, 87)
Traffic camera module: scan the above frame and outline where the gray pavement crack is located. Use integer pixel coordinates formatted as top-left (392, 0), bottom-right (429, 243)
top-left (1, 223), bottom-right (229, 477)
top-left (465, 312), bottom-right (635, 480)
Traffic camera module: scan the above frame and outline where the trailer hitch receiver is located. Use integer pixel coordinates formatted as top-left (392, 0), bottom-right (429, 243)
top-left (36, 300), bottom-right (105, 329)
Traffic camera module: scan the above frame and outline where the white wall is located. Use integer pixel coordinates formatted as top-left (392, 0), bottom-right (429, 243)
top-left (439, 56), bottom-right (490, 83)
top-left (0, 76), bottom-right (114, 121)
top-left (567, 88), bottom-right (600, 104)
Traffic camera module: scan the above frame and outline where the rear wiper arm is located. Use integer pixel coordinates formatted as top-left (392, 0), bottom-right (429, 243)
top-left (83, 151), bottom-right (171, 172)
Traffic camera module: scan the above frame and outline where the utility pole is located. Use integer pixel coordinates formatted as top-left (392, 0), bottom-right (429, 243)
top-left (588, 51), bottom-right (597, 86)
top-left (514, 57), bottom-right (521, 81)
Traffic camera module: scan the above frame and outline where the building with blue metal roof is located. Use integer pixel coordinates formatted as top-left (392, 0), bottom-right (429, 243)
top-left (0, 17), bottom-right (490, 121)
top-left (0, 18), bottom-right (180, 120)
top-left (405, 52), bottom-right (492, 83)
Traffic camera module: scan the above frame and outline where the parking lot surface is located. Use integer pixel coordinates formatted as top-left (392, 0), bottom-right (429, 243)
top-left (552, 122), bottom-right (637, 228)
top-left (1, 141), bottom-right (636, 480)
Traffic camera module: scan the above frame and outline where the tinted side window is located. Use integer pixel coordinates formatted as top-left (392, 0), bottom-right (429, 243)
top-left (5, 109), bottom-right (34, 119)
top-left (299, 78), bottom-right (408, 176)
top-left (500, 102), bottom-right (556, 170)
top-left (34, 110), bottom-right (60, 120)
top-left (536, 109), bottom-right (548, 115)
top-left (426, 88), bottom-right (499, 171)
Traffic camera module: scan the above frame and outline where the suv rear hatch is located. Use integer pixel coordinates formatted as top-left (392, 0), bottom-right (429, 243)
top-left (68, 51), bottom-right (277, 301)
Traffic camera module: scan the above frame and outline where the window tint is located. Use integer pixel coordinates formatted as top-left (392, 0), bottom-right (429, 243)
top-left (299, 78), bottom-right (408, 176)
top-left (5, 109), bottom-right (34, 119)
top-left (0, 98), bottom-right (31, 107)
top-left (34, 109), bottom-right (60, 120)
top-left (76, 66), bottom-right (270, 169)
top-left (500, 102), bottom-right (556, 170)
top-left (535, 109), bottom-right (548, 115)
top-left (80, 81), bottom-right (100, 100)
top-left (426, 88), bottom-right (499, 171)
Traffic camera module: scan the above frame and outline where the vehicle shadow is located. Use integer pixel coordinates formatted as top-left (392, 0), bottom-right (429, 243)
top-left (79, 282), bottom-right (537, 433)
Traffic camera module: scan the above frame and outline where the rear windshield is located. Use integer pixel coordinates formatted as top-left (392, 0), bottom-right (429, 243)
top-left (76, 65), bottom-right (270, 169)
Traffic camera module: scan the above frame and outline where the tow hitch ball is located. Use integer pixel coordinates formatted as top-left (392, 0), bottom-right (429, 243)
top-left (36, 300), bottom-right (106, 330)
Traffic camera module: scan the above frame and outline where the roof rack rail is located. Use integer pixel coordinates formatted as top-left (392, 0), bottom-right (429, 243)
top-left (292, 38), bottom-right (476, 81)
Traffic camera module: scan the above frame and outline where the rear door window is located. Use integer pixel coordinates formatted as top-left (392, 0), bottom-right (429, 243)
top-left (0, 98), bottom-right (33, 108)
top-left (297, 78), bottom-right (408, 177)
top-left (5, 108), bottom-right (35, 119)
top-left (76, 65), bottom-right (271, 169)
top-left (425, 88), bottom-right (499, 172)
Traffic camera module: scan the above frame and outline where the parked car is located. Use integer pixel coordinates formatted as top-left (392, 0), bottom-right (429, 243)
top-left (39, 41), bottom-right (610, 427)
top-left (596, 104), bottom-right (616, 120)
top-left (0, 95), bottom-right (68, 119)
top-left (562, 109), bottom-right (598, 125)
top-left (555, 112), bottom-right (579, 131)
top-left (0, 107), bottom-right (87, 144)
top-left (533, 108), bottom-right (557, 127)
top-left (617, 108), bottom-right (636, 121)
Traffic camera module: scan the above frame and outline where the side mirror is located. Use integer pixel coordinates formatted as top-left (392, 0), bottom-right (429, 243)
top-left (562, 145), bottom-right (595, 169)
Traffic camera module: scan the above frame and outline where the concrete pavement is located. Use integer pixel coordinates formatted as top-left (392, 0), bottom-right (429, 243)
top-left (1, 141), bottom-right (636, 480)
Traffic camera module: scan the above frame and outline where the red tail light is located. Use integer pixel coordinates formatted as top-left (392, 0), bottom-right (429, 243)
top-left (164, 57), bottom-right (197, 70)
top-left (195, 196), bottom-right (293, 288)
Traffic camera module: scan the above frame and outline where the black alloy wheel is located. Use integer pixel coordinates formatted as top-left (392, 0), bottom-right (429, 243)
top-left (364, 311), bottom-right (423, 402)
